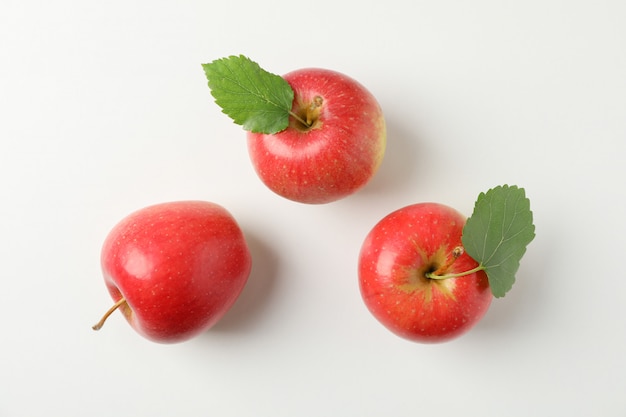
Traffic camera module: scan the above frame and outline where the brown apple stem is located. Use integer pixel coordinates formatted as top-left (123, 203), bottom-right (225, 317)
top-left (427, 246), bottom-right (486, 280)
top-left (92, 297), bottom-right (127, 331)
top-left (305, 96), bottom-right (323, 126)
top-left (431, 246), bottom-right (465, 276)
top-left (288, 96), bottom-right (323, 129)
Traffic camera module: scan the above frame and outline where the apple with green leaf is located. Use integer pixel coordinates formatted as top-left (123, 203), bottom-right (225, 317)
top-left (202, 55), bottom-right (386, 204)
top-left (358, 185), bottom-right (535, 343)
top-left (92, 201), bottom-right (252, 344)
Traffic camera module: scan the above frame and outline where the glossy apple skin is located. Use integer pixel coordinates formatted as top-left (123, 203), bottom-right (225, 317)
top-left (358, 203), bottom-right (492, 343)
top-left (100, 201), bottom-right (252, 343)
top-left (247, 68), bottom-right (386, 204)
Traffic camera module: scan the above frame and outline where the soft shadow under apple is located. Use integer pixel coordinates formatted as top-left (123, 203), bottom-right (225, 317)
top-left (354, 116), bottom-right (425, 199)
top-left (207, 228), bottom-right (280, 333)
top-left (472, 236), bottom-right (549, 337)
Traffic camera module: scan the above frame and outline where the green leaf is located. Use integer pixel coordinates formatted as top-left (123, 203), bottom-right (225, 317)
top-left (462, 185), bottom-right (535, 298)
top-left (201, 55), bottom-right (294, 134)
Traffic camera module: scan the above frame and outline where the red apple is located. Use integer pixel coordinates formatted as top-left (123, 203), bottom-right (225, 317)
top-left (247, 68), bottom-right (386, 204)
top-left (358, 203), bottom-right (493, 343)
top-left (93, 201), bottom-right (252, 344)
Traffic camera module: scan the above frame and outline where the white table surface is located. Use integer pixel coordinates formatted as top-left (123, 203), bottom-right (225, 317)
top-left (2, 1), bottom-right (625, 415)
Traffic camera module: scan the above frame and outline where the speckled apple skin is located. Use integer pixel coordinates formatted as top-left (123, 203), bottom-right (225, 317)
top-left (358, 203), bottom-right (492, 343)
top-left (100, 201), bottom-right (252, 343)
top-left (247, 68), bottom-right (386, 204)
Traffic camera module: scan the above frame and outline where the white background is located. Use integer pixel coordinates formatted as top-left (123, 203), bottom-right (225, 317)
top-left (1, 0), bottom-right (625, 416)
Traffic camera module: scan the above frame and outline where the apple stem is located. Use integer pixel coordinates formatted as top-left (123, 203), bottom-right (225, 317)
top-left (288, 96), bottom-right (323, 128)
top-left (92, 297), bottom-right (127, 331)
top-left (306, 96), bottom-right (323, 126)
top-left (431, 246), bottom-right (464, 276)
top-left (426, 246), bottom-right (487, 280)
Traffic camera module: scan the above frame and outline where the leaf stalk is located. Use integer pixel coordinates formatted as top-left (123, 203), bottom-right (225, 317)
top-left (426, 265), bottom-right (486, 280)
top-left (288, 111), bottom-right (310, 127)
